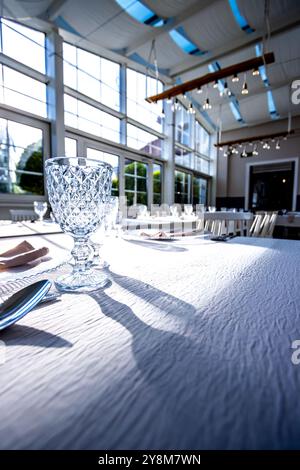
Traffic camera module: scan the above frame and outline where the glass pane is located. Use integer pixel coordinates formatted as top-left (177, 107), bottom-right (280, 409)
top-left (175, 146), bottom-right (193, 169)
top-left (0, 66), bottom-right (47, 117)
top-left (65, 137), bottom-right (77, 157)
top-left (126, 68), bottom-right (163, 132)
top-left (153, 163), bottom-right (162, 205)
top-left (175, 106), bottom-right (191, 147)
top-left (77, 48), bottom-right (101, 101)
top-left (127, 123), bottom-right (162, 157)
top-left (63, 43), bottom-right (77, 89)
top-left (124, 159), bottom-right (147, 206)
top-left (174, 170), bottom-right (190, 204)
top-left (1, 19), bottom-right (45, 73)
top-left (195, 156), bottom-right (210, 174)
top-left (86, 147), bottom-right (119, 195)
top-left (193, 176), bottom-right (207, 205)
top-left (0, 119), bottom-right (44, 195)
top-left (64, 95), bottom-right (120, 143)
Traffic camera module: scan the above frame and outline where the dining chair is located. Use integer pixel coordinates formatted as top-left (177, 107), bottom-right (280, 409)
top-left (250, 212), bottom-right (277, 238)
top-left (9, 209), bottom-right (37, 222)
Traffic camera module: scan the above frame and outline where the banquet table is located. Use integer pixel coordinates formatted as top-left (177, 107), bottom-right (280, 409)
top-left (1, 233), bottom-right (300, 449)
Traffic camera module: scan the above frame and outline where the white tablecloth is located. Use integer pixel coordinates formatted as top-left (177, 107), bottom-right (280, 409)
top-left (0, 234), bottom-right (300, 449)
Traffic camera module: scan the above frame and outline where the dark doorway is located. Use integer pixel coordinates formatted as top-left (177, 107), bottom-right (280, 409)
top-left (249, 161), bottom-right (294, 211)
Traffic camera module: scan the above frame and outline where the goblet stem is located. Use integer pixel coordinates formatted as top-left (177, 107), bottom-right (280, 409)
top-left (71, 237), bottom-right (93, 273)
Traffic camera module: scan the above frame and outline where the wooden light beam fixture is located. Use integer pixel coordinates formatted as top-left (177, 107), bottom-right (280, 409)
top-left (214, 129), bottom-right (294, 148)
top-left (145, 52), bottom-right (275, 103)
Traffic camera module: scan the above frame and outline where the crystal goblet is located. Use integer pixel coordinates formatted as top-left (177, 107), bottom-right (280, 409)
top-left (45, 157), bottom-right (112, 292)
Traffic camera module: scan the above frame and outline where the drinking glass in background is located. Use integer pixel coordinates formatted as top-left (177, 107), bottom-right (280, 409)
top-left (33, 201), bottom-right (47, 222)
top-left (46, 157), bottom-right (112, 292)
top-left (184, 204), bottom-right (194, 216)
top-left (90, 196), bottom-right (120, 270)
top-left (170, 204), bottom-right (179, 218)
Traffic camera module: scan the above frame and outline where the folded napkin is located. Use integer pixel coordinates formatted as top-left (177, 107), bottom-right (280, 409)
top-left (140, 229), bottom-right (202, 239)
top-left (0, 240), bottom-right (49, 270)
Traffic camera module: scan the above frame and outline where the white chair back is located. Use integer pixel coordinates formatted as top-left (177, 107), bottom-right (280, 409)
top-left (9, 209), bottom-right (37, 222)
top-left (250, 212), bottom-right (277, 238)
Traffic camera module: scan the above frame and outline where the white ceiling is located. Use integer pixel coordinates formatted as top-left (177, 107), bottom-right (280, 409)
top-left (4, 0), bottom-right (300, 131)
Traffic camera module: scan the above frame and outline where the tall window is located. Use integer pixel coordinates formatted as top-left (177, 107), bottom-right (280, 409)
top-left (63, 43), bottom-right (120, 111)
top-left (193, 176), bottom-right (207, 206)
top-left (195, 120), bottom-right (210, 157)
top-left (86, 147), bottom-right (119, 196)
top-left (175, 106), bottom-right (191, 147)
top-left (126, 68), bottom-right (163, 132)
top-left (153, 163), bottom-right (162, 205)
top-left (0, 118), bottom-right (44, 195)
top-left (125, 159), bottom-right (148, 206)
top-left (174, 170), bottom-right (191, 204)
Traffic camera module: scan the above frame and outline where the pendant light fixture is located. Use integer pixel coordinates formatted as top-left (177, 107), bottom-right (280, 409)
top-left (241, 73), bottom-right (248, 95)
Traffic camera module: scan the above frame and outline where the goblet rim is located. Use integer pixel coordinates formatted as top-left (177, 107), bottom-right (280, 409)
top-left (45, 156), bottom-right (113, 172)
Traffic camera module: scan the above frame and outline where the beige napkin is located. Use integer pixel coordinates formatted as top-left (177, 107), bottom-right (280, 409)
top-left (0, 240), bottom-right (49, 270)
top-left (140, 229), bottom-right (202, 239)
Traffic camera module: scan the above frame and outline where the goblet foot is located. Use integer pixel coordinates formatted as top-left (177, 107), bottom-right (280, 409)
top-left (54, 267), bottom-right (110, 292)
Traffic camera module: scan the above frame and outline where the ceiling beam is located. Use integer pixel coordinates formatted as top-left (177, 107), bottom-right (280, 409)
top-left (39, 0), bottom-right (68, 21)
top-left (169, 12), bottom-right (300, 78)
top-left (215, 130), bottom-right (295, 147)
top-left (146, 53), bottom-right (274, 102)
top-left (124, 0), bottom-right (220, 57)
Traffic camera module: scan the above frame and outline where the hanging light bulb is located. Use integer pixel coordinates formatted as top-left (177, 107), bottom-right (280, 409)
top-left (166, 96), bottom-right (172, 103)
top-left (161, 107), bottom-right (165, 119)
top-left (276, 140), bottom-right (280, 150)
top-left (223, 148), bottom-right (228, 157)
top-left (262, 141), bottom-right (268, 149)
top-left (203, 98), bottom-right (212, 110)
top-left (188, 103), bottom-right (195, 114)
top-left (172, 98), bottom-right (180, 112)
top-left (241, 146), bottom-right (247, 157)
top-left (196, 87), bottom-right (203, 94)
top-left (253, 144), bottom-right (258, 156)
top-left (224, 81), bottom-right (228, 93)
top-left (213, 80), bottom-right (218, 88)
top-left (252, 67), bottom-right (259, 76)
top-left (266, 142), bottom-right (270, 149)
top-left (242, 81), bottom-right (248, 95)
top-left (232, 73), bottom-right (239, 83)
top-left (219, 146), bottom-right (223, 151)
